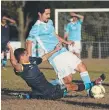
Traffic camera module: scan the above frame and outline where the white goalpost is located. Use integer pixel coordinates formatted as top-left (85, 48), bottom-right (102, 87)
top-left (55, 8), bottom-right (109, 34)
top-left (55, 8), bottom-right (109, 59)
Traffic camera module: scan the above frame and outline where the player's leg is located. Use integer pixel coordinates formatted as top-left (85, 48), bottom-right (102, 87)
top-left (1, 44), bottom-right (5, 67)
top-left (1, 41), bottom-right (8, 69)
top-left (50, 51), bottom-right (91, 94)
top-left (63, 75), bottom-right (91, 92)
top-left (93, 73), bottom-right (106, 85)
top-left (29, 84), bottom-right (65, 100)
top-left (76, 62), bottom-right (91, 84)
top-left (3, 51), bottom-right (7, 68)
top-left (77, 73), bottom-right (106, 92)
top-left (76, 62), bottom-right (105, 84)
top-left (59, 52), bottom-right (92, 94)
top-left (49, 51), bottom-right (75, 90)
top-left (75, 62), bottom-right (91, 95)
top-left (75, 62), bottom-right (106, 85)
top-left (75, 62), bottom-right (106, 95)
top-left (49, 74), bottom-right (106, 98)
top-left (62, 74), bottom-right (78, 91)
top-left (63, 53), bottom-right (92, 93)
top-left (50, 73), bottom-right (106, 92)
top-left (61, 73), bottom-right (106, 94)
top-left (50, 69), bottom-right (82, 92)
top-left (50, 74), bottom-right (76, 91)
top-left (49, 51), bottom-right (81, 90)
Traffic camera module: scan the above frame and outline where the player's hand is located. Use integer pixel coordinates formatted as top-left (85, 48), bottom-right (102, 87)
top-left (7, 42), bottom-right (12, 50)
top-left (54, 43), bottom-right (62, 51)
top-left (2, 16), bottom-right (8, 20)
top-left (70, 12), bottom-right (77, 17)
top-left (67, 40), bottom-right (75, 46)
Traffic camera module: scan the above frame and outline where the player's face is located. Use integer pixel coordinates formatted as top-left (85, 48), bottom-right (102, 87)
top-left (39, 9), bottom-right (51, 23)
top-left (21, 51), bottom-right (29, 63)
top-left (73, 16), bottom-right (78, 22)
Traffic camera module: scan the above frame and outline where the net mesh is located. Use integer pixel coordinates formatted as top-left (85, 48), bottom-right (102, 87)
top-left (57, 12), bottom-right (109, 58)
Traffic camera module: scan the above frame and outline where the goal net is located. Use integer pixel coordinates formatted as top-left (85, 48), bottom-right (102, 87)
top-left (55, 9), bottom-right (109, 59)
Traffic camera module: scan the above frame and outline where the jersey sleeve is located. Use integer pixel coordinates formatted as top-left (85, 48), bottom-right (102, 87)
top-left (30, 57), bottom-right (42, 65)
top-left (36, 57), bottom-right (42, 65)
top-left (78, 19), bottom-right (83, 24)
top-left (26, 25), bottom-right (40, 42)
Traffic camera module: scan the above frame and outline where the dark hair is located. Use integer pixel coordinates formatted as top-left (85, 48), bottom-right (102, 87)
top-left (37, 4), bottom-right (50, 14)
top-left (72, 16), bottom-right (79, 19)
top-left (14, 48), bottom-right (26, 62)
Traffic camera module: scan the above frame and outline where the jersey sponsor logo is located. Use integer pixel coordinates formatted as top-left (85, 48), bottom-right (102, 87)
top-left (71, 26), bottom-right (77, 30)
top-left (29, 65), bottom-right (33, 69)
top-left (33, 61), bottom-right (36, 64)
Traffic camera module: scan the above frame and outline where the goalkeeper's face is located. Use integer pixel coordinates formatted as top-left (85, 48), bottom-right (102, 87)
top-left (39, 9), bottom-right (51, 23)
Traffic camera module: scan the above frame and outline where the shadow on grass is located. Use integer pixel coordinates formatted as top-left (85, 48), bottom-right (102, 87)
top-left (50, 78), bottom-right (109, 86)
top-left (60, 99), bottom-right (109, 109)
top-left (1, 88), bottom-right (30, 100)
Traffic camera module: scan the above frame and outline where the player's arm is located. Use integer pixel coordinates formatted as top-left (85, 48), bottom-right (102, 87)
top-left (70, 12), bottom-right (84, 22)
top-left (64, 33), bottom-right (68, 41)
top-left (26, 40), bottom-right (32, 57)
top-left (55, 33), bottom-right (74, 45)
top-left (3, 16), bottom-right (16, 24)
top-left (41, 43), bottom-right (62, 62)
top-left (7, 42), bottom-right (23, 72)
top-left (31, 47), bottom-right (60, 64)
top-left (64, 24), bottom-right (69, 41)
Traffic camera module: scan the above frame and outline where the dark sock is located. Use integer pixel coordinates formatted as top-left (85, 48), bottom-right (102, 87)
top-left (77, 84), bottom-right (85, 91)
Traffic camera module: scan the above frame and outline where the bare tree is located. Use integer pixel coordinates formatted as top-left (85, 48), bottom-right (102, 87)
top-left (1, 1), bottom-right (32, 48)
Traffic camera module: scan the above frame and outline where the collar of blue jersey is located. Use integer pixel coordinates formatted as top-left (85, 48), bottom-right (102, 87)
top-left (35, 20), bottom-right (46, 25)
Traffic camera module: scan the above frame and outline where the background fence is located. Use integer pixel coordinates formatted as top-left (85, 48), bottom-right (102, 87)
top-left (57, 11), bottom-right (109, 59)
top-left (81, 42), bottom-right (109, 59)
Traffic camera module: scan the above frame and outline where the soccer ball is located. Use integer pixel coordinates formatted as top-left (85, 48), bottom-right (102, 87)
top-left (90, 85), bottom-right (105, 99)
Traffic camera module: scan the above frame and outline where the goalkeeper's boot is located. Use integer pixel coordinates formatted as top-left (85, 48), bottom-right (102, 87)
top-left (94, 73), bottom-right (106, 85)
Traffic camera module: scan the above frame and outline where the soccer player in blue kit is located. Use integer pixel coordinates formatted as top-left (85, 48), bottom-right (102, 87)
top-left (64, 12), bottom-right (84, 57)
top-left (26, 5), bottom-right (105, 95)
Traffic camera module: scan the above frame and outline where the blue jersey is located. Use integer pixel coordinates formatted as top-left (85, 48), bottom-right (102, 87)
top-left (27, 19), bottom-right (68, 63)
top-left (65, 20), bottom-right (82, 41)
top-left (27, 19), bottom-right (59, 57)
